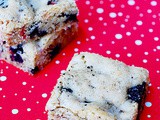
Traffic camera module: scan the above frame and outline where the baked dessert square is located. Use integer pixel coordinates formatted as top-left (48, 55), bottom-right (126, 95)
top-left (0, 21), bottom-right (78, 74)
top-left (0, 0), bottom-right (78, 46)
top-left (46, 52), bottom-right (150, 120)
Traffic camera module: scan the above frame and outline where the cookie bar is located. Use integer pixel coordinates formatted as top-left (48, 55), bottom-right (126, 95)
top-left (46, 52), bottom-right (150, 120)
top-left (0, 21), bottom-right (78, 74)
top-left (0, 0), bottom-right (78, 46)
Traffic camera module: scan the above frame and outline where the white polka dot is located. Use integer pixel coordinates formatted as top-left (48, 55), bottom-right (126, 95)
top-left (0, 76), bottom-right (7, 82)
top-left (42, 93), bottom-right (47, 98)
top-left (152, 14), bottom-right (157, 18)
top-left (45, 74), bottom-right (48, 77)
top-left (143, 59), bottom-right (148, 63)
top-left (90, 6), bottom-right (94, 10)
top-left (103, 22), bottom-right (107, 26)
top-left (156, 58), bottom-right (159, 61)
top-left (0, 70), bottom-right (3, 74)
top-left (99, 43), bottom-right (103, 47)
top-left (88, 12), bottom-right (92, 16)
top-left (147, 115), bottom-right (151, 118)
top-left (14, 93), bottom-right (17, 96)
top-left (157, 87), bottom-right (160, 89)
top-left (88, 27), bottom-right (93, 31)
top-left (133, 26), bottom-right (137, 30)
top-left (118, 12), bottom-right (123, 16)
top-left (86, 38), bottom-right (89, 41)
top-left (135, 40), bottom-right (142, 46)
top-left (88, 48), bottom-right (92, 51)
top-left (16, 71), bottom-right (19, 74)
top-left (55, 60), bottom-right (60, 64)
top-left (151, 1), bottom-right (157, 6)
top-left (127, 53), bottom-right (132, 57)
top-left (153, 48), bottom-right (157, 52)
top-left (145, 102), bottom-right (152, 107)
top-left (99, 17), bottom-right (103, 21)
top-left (115, 34), bottom-right (123, 39)
top-left (77, 41), bottom-right (81, 44)
top-left (106, 50), bottom-right (111, 54)
top-left (62, 53), bottom-right (66, 56)
top-left (103, 31), bottom-right (106, 34)
top-left (154, 37), bottom-right (159, 41)
top-left (128, 0), bottom-right (135, 6)
top-left (85, 1), bottom-right (90, 5)
top-left (6, 66), bottom-right (9, 69)
top-left (121, 4), bottom-right (125, 8)
top-left (22, 82), bottom-right (27, 85)
top-left (115, 54), bottom-right (120, 58)
top-left (61, 70), bottom-right (66, 74)
top-left (29, 90), bottom-right (32, 93)
top-left (91, 35), bottom-right (95, 40)
top-left (0, 88), bottom-right (2, 91)
top-left (124, 19), bottom-right (128, 22)
top-left (0, 107), bottom-right (2, 109)
top-left (139, 13), bottom-right (143, 17)
top-left (110, 4), bottom-right (115, 8)
top-left (147, 9), bottom-right (152, 13)
top-left (12, 109), bottom-right (19, 114)
top-left (152, 21), bottom-right (156, 25)
top-left (141, 34), bottom-right (144, 37)
top-left (113, 21), bottom-right (117, 24)
top-left (126, 32), bottom-right (131, 36)
top-left (136, 20), bottom-right (143, 25)
top-left (149, 29), bottom-right (153, 32)
top-left (111, 41), bottom-right (115, 44)
top-left (22, 98), bottom-right (26, 101)
top-left (96, 8), bottom-right (104, 14)
top-left (74, 48), bottom-right (79, 52)
top-left (109, 12), bottom-right (117, 18)
top-left (136, 6), bottom-right (140, 10)
top-left (144, 52), bottom-right (149, 55)
top-left (121, 24), bottom-right (125, 28)
top-left (27, 108), bottom-right (31, 112)
top-left (126, 15), bottom-right (130, 19)
top-left (157, 46), bottom-right (160, 50)
top-left (84, 19), bottom-right (89, 23)
top-left (100, 1), bottom-right (104, 4)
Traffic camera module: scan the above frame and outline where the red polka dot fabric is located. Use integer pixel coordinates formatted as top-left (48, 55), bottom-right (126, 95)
top-left (0, 0), bottom-right (160, 119)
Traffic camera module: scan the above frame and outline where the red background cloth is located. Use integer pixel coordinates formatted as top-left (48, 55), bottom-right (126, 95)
top-left (0, 0), bottom-right (160, 119)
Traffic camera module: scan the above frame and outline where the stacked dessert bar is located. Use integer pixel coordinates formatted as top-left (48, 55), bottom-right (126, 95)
top-left (0, 0), bottom-right (78, 74)
top-left (46, 52), bottom-right (150, 120)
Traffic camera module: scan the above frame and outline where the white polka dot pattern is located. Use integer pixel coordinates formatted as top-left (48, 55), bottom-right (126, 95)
top-left (0, 0), bottom-right (160, 119)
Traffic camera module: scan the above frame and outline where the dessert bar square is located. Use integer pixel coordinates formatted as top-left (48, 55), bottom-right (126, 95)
top-left (0, 21), bottom-right (78, 74)
top-left (0, 0), bottom-right (78, 46)
top-left (46, 52), bottom-right (150, 120)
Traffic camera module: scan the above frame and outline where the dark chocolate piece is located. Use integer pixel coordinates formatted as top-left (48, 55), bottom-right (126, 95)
top-left (28, 21), bottom-right (48, 38)
top-left (61, 87), bottom-right (73, 93)
top-left (10, 44), bottom-right (24, 63)
top-left (10, 54), bottom-right (23, 63)
top-left (49, 43), bottom-right (61, 59)
top-left (58, 13), bottom-right (77, 23)
top-left (127, 82), bottom-right (146, 103)
top-left (31, 66), bottom-right (39, 74)
top-left (0, 0), bottom-right (8, 8)
top-left (47, 0), bottom-right (57, 5)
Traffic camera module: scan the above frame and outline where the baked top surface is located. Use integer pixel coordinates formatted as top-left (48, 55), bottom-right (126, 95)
top-left (0, 0), bottom-right (78, 33)
top-left (46, 52), bottom-right (149, 119)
